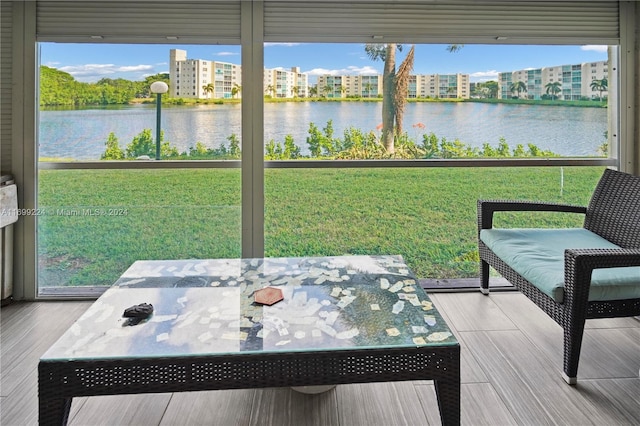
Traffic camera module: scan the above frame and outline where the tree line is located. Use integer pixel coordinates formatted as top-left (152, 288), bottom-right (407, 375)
top-left (40, 66), bottom-right (169, 106)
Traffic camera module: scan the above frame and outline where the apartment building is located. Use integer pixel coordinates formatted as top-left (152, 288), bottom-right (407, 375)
top-left (316, 75), bottom-right (382, 98)
top-left (171, 50), bottom-right (309, 99)
top-left (410, 74), bottom-right (470, 99)
top-left (264, 66), bottom-right (309, 98)
top-left (317, 73), bottom-right (470, 99)
top-left (169, 49), bottom-right (241, 99)
top-left (499, 60), bottom-right (609, 101)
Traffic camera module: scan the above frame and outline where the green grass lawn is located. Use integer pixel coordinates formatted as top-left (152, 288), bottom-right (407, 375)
top-left (37, 166), bottom-right (605, 287)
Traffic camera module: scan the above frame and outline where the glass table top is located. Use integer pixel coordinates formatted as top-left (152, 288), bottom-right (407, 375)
top-left (42, 255), bottom-right (457, 361)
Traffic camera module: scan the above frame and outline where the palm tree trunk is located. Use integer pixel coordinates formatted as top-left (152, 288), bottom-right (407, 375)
top-left (382, 44), bottom-right (396, 154)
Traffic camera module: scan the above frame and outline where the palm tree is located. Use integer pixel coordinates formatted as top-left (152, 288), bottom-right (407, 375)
top-left (474, 81), bottom-right (498, 99)
top-left (363, 82), bottom-right (374, 98)
top-left (365, 43), bottom-right (402, 153)
top-left (231, 83), bottom-right (241, 99)
top-left (366, 44), bottom-right (460, 154)
top-left (509, 81), bottom-right (527, 98)
top-left (322, 85), bottom-right (332, 98)
top-left (393, 45), bottom-right (414, 136)
top-left (202, 83), bottom-right (214, 99)
top-left (265, 84), bottom-right (276, 97)
top-left (599, 77), bottom-right (608, 100)
top-left (590, 78), bottom-right (607, 100)
top-left (291, 85), bottom-right (299, 98)
top-left (336, 85), bottom-right (345, 98)
top-left (309, 86), bottom-right (318, 98)
top-left (545, 81), bottom-right (562, 100)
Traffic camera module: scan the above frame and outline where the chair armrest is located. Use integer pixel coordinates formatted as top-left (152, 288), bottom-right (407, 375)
top-left (477, 199), bottom-right (587, 232)
top-left (563, 248), bottom-right (640, 306)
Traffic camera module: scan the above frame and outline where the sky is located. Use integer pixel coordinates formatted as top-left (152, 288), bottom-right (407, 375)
top-left (40, 42), bottom-right (609, 85)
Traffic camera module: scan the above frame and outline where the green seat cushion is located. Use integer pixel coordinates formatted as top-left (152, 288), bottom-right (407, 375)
top-left (480, 228), bottom-right (640, 303)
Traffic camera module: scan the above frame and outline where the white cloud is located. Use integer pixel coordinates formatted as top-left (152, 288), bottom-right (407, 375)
top-left (59, 64), bottom-right (116, 76)
top-left (306, 68), bottom-right (338, 76)
top-left (305, 65), bottom-right (379, 76)
top-left (216, 51), bottom-right (239, 57)
top-left (265, 42), bottom-right (301, 47)
top-left (57, 63), bottom-right (155, 82)
top-left (581, 45), bottom-right (608, 53)
top-left (118, 65), bottom-right (154, 72)
top-left (345, 65), bottom-right (379, 74)
top-left (470, 70), bottom-right (499, 82)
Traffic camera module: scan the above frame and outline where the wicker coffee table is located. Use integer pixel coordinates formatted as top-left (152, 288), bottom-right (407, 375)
top-left (39, 255), bottom-right (460, 425)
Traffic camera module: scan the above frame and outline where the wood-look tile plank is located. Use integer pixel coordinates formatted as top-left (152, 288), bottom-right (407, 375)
top-left (160, 389), bottom-right (256, 426)
top-left (491, 292), bottom-right (640, 380)
top-left (577, 328), bottom-right (640, 379)
top-left (485, 289), bottom-right (640, 329)
top-left (411, 383), bottom-right (442, 426)
top-left (428, 292), bottom-right (517, 332)
top-left (68, 394), bottom-right (171, 426)
top-left (1, 301), bottom-right (91, 396)
top-left (336, 382), bottom-right (432, 426)
top-left (249, 387), bottom-right (338, 426)
top-left (458, 330), bottom-right (552, 426)
top-left (584, 316), bottom-right (640, 329)
top-left (1, 301), bottom-right (38, 327)
top-left (1, 301), bottom-right (88, 364)
top-left (429, 294), bottom-right (489, 385)
top-left (463, 329), bottom-right (616, 425)
top-left (0, 373), bottom-right (39, 426)
top-left (67, 397), bottom-right (89, 423)
top-left (415, 382), bottom-right (517, 426)
top-left (576, 378), bottom-right (640, 424)
top-left (460, 382), bottom-right (518, 426)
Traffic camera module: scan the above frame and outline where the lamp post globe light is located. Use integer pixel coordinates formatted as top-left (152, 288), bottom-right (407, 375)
top-left (150, 81), bottom-right (169, 160)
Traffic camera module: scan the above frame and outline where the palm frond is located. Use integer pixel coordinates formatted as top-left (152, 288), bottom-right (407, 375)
top-left (393, 45), bottom-right (415, 135)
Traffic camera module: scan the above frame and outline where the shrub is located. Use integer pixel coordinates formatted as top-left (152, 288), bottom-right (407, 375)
top-left (228, 134), bottom-right (241, 158)
top-left (101, 132), bottom-right (124, 160)
top-left (125, 129), bottom-right (178, 159)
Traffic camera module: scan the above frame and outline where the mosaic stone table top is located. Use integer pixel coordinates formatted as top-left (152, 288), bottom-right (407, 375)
top-left (42, 255), bottom-right (457, 361)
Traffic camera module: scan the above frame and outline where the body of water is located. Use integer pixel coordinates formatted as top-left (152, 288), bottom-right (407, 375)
top-left (39, 102), bottom-right (607, 160)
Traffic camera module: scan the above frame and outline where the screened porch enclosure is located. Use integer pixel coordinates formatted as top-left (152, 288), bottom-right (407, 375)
top-left (1, 1), bottom-right (635, 300)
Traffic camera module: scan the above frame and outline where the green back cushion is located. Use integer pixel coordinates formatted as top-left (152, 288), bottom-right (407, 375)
top-left (480, 228), bottom-right (640, 303)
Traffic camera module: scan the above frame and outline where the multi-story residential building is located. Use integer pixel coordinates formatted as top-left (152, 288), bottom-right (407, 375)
top-left (499, 60), bottom-right (608, 101)
top-left (583, 60), bottom-right (609, 100)
top-left (316, 74), bottom-right (382, 98)
top-left (212, 61), bottom-right (241, 99)
top-left (317, 73), bottom-right (469, 99)
top-left (292, 67), bottom-right (309, 98)
top-left (412, 74), bottom-right (470, 99)
top-left (264, 67), bottom-right (309, 98)
top-left (170, 49), bottom-right (241, 99)
top-left (171, 49), bottom-right (308, 99)
top-left (498, 72), bottom-right (512, 99)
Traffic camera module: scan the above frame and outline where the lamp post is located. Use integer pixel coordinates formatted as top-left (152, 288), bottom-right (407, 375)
top-left (150, 81), bottom-right (169, 160)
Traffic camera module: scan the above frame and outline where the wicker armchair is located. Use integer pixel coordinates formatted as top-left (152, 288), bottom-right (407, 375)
top-left (478, 168), bottom-right (640, 384)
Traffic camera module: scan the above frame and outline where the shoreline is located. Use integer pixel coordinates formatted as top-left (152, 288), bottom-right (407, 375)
top-left (42, 97), bottom-right (607, 110)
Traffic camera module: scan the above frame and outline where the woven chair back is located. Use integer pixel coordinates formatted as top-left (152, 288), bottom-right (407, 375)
top-left (584, 168), bottom-right (640, 248)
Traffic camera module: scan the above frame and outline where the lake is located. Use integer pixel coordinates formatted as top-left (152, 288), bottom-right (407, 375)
top-left (38, 101), bottom-right (608, 160)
